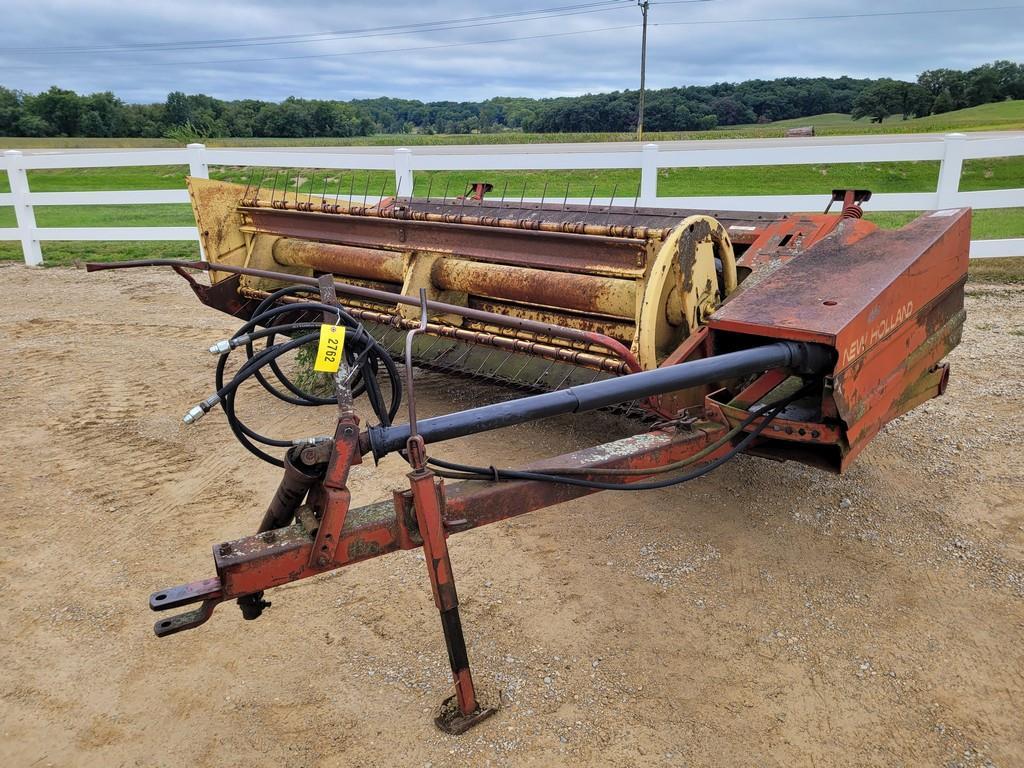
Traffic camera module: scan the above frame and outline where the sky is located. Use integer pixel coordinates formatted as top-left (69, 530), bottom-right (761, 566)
top-left (1, 0), bottom-right (1022, 103)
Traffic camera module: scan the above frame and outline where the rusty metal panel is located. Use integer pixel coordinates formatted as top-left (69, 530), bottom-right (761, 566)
top-left (242, 206), bottom-right (649, 277)
top-left (431, 258), bottom-right (638, 319)
top-left (442, 426), bottom-right (726, 529)
top-left (272, 239), bottom-right (406, 282)
top-left (708, 209), bottom-right (971, 368)
top-left (832, 281), bottom-right (965, 466)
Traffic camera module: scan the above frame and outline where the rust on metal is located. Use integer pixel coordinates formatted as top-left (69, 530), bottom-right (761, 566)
top-left (127, 175), bottom-right (972, 735)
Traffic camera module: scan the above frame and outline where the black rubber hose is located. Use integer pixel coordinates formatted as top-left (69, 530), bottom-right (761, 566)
top-left (240, 292), bottom-right (402, 422)
top-left (207, 290), bottom-right (404, 466)
top-left (426, 381), bottom-right (812, 491)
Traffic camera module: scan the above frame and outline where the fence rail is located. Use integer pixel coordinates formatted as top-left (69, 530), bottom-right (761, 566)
top-left (3, 132), bottom-right (1023, 266)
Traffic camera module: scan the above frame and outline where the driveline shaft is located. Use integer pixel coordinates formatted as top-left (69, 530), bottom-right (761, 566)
top-left (366, 341), bottom-right (834, 461)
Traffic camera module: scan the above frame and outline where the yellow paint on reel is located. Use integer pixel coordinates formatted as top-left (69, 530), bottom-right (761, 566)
top-left (633, 215), bottom-right (738, 370)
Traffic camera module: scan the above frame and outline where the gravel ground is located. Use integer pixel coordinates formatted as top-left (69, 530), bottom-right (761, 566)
top-left (0, 265), bottom-right (1022, 768)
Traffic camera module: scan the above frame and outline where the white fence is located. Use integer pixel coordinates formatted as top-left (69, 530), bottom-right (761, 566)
top-left (2, 132), bottom-right (1023, 266)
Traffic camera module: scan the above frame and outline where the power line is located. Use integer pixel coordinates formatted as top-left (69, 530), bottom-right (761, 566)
top-left (652, 4), bottom-right (1024, 26)
top-left (2, 3), bottom-right (1017, 72)
top-left (0, 1), bottom-right (643, 55)
top-left (122, 3), bottom-right (1024, 68)
top-left (2, 22), bottom-right (644, 71)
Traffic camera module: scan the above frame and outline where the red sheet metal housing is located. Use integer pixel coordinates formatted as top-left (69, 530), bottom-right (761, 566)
top-left (708, 208), bottom-right (970, 468)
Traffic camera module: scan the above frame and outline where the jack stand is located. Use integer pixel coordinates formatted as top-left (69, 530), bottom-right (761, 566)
top-left (406, 434), bottom-right (497, 734)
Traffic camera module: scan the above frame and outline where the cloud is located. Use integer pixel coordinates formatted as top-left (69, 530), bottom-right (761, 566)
top-left (1, 0), bottom-right (1021, 103)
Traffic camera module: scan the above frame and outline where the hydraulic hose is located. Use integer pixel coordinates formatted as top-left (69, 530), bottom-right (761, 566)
top-left (423, 380), bottom-right (815, 491)
top-left (188, 289), bottom-right (403, 467)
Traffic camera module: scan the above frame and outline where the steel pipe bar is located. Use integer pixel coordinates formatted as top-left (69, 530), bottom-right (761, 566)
top-left (367, 341), bottom-right (834, 460)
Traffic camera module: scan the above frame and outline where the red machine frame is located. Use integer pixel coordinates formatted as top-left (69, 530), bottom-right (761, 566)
top-left (127, 202), bottom-right (969, 734)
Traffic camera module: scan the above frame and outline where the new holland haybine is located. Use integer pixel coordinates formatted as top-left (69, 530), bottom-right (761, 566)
top-left (89, 176), bottom-right (968, 733)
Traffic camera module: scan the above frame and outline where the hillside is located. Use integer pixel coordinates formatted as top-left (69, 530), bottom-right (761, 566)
top-left (901, 99), bottom-right (1024, 129)
top-left (758, 101), bottom-right (1024, 134)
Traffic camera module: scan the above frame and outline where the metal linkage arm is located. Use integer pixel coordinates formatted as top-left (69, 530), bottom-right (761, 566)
top-left (148, 423), bottom-right (731, 634)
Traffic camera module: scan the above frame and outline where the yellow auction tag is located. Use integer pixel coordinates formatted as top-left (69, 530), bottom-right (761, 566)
top-left (313, 324), bottom-right (345, 373)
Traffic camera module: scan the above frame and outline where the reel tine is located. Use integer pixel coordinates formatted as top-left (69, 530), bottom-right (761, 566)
top-left (375, 324), bottom-right (395, 350)
top-left (331, 172), bottom-right (343, 210)
top-left (443, 338), bottom-right (478, 370)
top-left (242, 168), bottom-right (255, 202)
top-left (508, 356), bottom-right (535, 384)
top-left (489, 346), bottom-right (517, 379)
top-left (348, 172), bottom-right (356, 207)
top-left (441, 176), bottom-right (451, 206)
top-left (530, 358), bottom-right (558, 389)
top-left (269, 170), bottom-right (280, 206)
top-left (562, 178), bottom-right (570, 211)
top-left (472, 346), bottom-right (499, 375)
top-left (425, 175), bottom-right (434, 205)
top-left (418, 333), bottom-right (446, 360)
top-left (552, 367), bottom-right (576, 391)
top-left (251, 169), bottom-right (266, 205)
top-left (633, 180), bottom-right (641, 213)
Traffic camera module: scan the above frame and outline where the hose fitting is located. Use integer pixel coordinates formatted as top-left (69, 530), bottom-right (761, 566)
top-left (183, 395), bottom-right (222, 425)
top-left (209, 335), bottom-right (253, 355)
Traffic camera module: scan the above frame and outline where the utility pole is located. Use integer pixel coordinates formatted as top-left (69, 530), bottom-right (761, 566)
top-left (637, 0), bottom-right (649, 141)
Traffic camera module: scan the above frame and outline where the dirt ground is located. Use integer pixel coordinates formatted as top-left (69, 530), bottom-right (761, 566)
top-left (1, 264), bottom-right (1022, 768)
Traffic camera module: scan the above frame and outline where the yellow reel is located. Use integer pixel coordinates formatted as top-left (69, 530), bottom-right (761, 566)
top-left (633, 215), bottom-right (738, 370)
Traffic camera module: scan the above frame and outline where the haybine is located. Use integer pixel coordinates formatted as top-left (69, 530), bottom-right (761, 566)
top-left (90, 177), bottom-right (968, 733)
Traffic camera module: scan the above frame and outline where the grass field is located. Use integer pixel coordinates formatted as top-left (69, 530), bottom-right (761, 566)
top-left (1, 101), bottom-right (1022, 151)
top-left (0, 101), bottom-right (1021, 264)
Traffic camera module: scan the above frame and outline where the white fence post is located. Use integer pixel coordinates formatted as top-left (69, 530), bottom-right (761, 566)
top-left (936, 133), bottom-right (966, 208)
top-left (186, 143), bottom-right (209, 179)
top-left (394, 147), bottom-right (413, 198)
top-left (186, 143), bottom-right (208, 260)
top-left (640, 143), bottom-right (659, 206)
top-left (3, 150), bottom-right (42, 266)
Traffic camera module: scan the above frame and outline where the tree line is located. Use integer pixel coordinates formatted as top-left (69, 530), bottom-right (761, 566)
top-left (0, 60), bottom-right (1019, 139)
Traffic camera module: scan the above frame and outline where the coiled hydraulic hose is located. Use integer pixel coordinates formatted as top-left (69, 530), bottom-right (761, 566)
top-left (189, 286), bottom-right (402, 467)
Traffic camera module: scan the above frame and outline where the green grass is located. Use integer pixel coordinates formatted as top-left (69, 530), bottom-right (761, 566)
top-left (762, 113), bottom-right (864, 129)
top-left (864, 208), bottom-right (1024, 240)
top-left (756, 101), bottom-right (1024, 134)
top-left (3, 158), bottom-right (1019, 245)
top-left (1, 101), bottom-right (1022, 151)
top-left (896, 100), bottom-right (1024, 131)
top-left (1, 150), bottom-right (1018, 200)
top-left (0, 240), bottom-right (199, 265)
top-left (0, 203), bottom-right (194, 229)
top-left (659, 162), bottom-right (937, 195)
